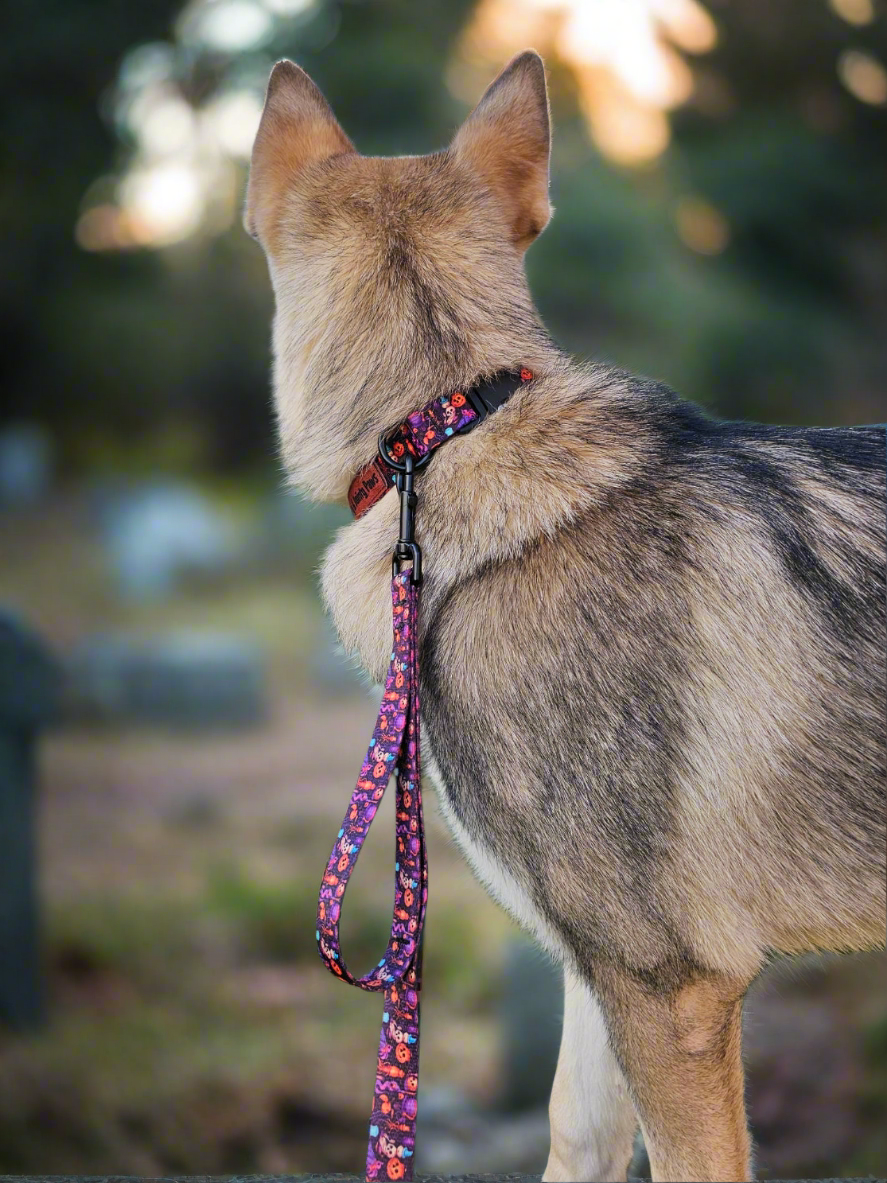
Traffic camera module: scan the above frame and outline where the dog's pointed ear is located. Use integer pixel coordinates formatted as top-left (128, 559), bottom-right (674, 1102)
top-left (451, 50), bottom-right (551, 252)
top-left (244, 60), bottom-right (354, 239)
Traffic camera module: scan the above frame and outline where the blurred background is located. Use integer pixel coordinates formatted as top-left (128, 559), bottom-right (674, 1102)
top-left (0, 0), bottom-right (885, 1177)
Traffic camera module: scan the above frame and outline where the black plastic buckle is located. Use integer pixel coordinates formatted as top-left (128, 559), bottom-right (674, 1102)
top-left (462, 371), bottom-right (522, 433)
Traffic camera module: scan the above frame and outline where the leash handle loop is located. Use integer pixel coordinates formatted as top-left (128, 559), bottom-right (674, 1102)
top-left (316, 572), bottom-right (427, 1180)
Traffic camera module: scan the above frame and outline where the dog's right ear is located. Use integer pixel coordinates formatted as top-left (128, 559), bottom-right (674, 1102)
top-left (244, 60), bottom-right (354, 240)
top-left (451, 50), bottom-right (551, 252)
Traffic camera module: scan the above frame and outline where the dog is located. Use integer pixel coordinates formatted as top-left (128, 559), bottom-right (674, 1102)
top-left (245, 50), bottom-right (886, 1183)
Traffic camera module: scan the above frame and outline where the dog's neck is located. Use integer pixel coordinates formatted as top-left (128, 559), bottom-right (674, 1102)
top-left (272, 293), bottom-right (562, 502)
top-left (317, 335), bottom-right (656, 681)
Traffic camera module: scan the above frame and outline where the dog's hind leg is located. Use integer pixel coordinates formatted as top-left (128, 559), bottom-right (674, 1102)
top-left (592, 965), bottom-right (753, 1183)
top-left (543, 965), bottom-right (638, 1182)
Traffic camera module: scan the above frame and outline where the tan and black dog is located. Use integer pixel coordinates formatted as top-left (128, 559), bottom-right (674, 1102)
top-left (245, 50), bottom-right (886, 1183)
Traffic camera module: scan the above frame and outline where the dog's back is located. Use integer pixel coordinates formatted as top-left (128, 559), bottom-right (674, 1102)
top-left (423, 389), bottom-right (885, 987)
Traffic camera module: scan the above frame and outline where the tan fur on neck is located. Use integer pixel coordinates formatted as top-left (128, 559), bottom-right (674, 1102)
top-left (321, 360), bottom-right (656, 681)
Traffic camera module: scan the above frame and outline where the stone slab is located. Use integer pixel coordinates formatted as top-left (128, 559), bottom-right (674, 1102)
top-left (1, 1175), bottom-right (883, 1182)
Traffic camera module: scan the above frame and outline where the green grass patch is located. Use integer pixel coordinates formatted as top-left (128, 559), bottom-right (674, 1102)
top-left (45, 893), bottom-right (201, 993)
top-left (203, 859), bottom-right (393, 971)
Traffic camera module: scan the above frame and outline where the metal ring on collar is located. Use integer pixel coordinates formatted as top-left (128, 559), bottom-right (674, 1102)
top-left (377, 430), bottom-right (433, 474)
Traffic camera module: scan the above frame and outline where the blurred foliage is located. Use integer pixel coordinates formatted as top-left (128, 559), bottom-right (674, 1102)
top-left (0, 0), bottom-right (884, 480)
top-left (664, 0), bottom-right (887, 421)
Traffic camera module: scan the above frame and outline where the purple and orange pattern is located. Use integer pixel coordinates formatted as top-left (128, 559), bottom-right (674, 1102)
top-left (347, 369), bottom-right (534, 519)
top-left (328, 368), bottom-right (533, 1176)
top-left (348, 390), bottom-right (478, 518)
top-left (400, 388), bottom-right (478, 458)
top-left (316, 572), bottom-right (427, 1181)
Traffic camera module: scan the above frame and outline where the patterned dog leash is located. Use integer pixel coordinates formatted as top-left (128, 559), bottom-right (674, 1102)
top-left (316, 368), bottom-right (533, 1181)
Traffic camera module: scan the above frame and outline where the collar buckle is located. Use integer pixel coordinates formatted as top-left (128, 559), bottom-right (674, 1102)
top-left (464, 370), bottom-right (526, 425)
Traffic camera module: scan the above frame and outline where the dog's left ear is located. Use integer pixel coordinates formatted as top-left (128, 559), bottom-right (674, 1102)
top-left (451, 50), bottom-right (551, 252)
top-left (244, 59), bottom-right (354, 240)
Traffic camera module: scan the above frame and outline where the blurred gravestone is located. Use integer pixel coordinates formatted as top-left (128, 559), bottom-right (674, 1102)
top-left (65, 632), bottom-right (266, 729)
top-left (498, 935), bottom-right (563, 1112)
top-left (0, 613), bottom-right (59, 1028)
top-left (260, 491), bottom-right (351, 570)
top-left (630, 1130), bottom-right (652, 1180)
top-left (98, 480), bottom-right (237, 600)
top-left (0, 424), bottom-right (52, 507)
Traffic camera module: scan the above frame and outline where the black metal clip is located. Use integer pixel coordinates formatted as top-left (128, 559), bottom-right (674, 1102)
top-left (378, 433), bottom-right (423, 585)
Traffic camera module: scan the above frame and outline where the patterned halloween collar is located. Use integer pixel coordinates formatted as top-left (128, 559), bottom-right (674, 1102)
top-left (347, 367), bottom-right (534, 519)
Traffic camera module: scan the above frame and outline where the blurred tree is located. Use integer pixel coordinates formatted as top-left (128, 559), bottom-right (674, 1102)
top-left (0, 0), bottom-right (182, 444)
top-left (527, 0), bottom-right (887, 424)
top-left (667, 0), bottom-right (887, 422)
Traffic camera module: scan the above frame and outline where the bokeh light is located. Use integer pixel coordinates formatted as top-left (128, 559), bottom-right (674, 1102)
top-left (76, 2), bottom-right (271, 250)
top-left (205, 90), bottom-right (265, 158)
top-left (455, 0), bottom-right (716, 165)
top-left (828, 0), bottom-right (876, 26)
top-left (179, 0), bottom-right (275, 52)
top-left (838, 48), bottom-right (887, 105)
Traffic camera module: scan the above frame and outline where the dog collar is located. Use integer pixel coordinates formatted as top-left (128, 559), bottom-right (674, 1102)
top-left (347, 367), bottom-right (534, 519)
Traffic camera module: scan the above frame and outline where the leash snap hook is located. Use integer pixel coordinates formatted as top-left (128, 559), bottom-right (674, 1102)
top-left (391, 453), bottom-right (423, 585)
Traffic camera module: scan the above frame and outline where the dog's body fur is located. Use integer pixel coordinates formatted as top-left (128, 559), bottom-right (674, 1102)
top-left (246, 52), bottom-right (886, 1182)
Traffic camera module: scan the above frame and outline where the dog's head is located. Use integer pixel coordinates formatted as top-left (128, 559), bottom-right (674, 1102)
top-left (245, 52), bottom-right (551, 500)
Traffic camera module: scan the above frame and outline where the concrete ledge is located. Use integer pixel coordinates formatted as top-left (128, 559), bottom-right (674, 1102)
top-left (0, 1175), bottom-right (884, 1182)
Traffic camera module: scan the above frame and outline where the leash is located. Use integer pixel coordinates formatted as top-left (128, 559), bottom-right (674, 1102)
top-left (316, 367), bottom-right (533, 1181)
